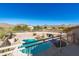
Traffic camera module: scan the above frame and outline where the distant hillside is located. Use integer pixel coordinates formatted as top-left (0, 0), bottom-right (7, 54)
top-left (0, 23), bottom-right (14, 28)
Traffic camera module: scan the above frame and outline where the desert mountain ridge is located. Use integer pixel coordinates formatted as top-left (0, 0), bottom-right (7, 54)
top-left (0, 23), bottom-right (78, 28)
top-left (0, 23), bottom-right (14, 28)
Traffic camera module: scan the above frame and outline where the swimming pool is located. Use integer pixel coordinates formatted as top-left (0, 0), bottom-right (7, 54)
top-left (19, 39), bottom-right (53, 55)
top-left (19, 38), bottom-right (67, 55)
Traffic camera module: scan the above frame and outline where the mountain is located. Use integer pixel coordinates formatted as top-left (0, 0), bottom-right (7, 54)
top-left (0, 23), bottom-right (14, 28)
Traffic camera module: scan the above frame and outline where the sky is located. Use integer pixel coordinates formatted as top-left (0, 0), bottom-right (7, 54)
top-left (0, 3), bottom-right (79, 25)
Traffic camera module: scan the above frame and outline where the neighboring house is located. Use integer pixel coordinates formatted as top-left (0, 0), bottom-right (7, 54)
top-left (66, 26), bottom-right (79, 45)
top-left (28, 25), bottom-right (34, 30)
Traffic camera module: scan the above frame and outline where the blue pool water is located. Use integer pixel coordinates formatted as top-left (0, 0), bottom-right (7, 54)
top-left (23, 39), bottom-right (38, 43)
top-left (31, 41), bottom-right (52, 55)
top-left (19, 39), bottom-right (53, 55)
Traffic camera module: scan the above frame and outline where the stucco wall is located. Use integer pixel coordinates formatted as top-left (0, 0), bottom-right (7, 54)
top-left (67, 28), bottom-right (79, 44)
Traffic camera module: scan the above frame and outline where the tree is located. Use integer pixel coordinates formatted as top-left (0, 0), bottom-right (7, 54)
top-left (13, 25), bottom-right (22, 32)
top-left (22, 25), bottom-right (30, 31)
top-left (43, 26), bottom-right (47, 29)
top-left (33, 25), bottom-right (43, 31)
top-left (13, 25), bottom-right (31, 32)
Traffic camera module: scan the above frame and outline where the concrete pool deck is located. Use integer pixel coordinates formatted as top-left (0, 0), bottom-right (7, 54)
top-left (14, 32), bottom-right (61, 40)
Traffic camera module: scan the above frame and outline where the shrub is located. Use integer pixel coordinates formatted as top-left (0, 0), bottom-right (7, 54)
top-left (0, 32), bottom-right (6, 41)
top-left (33, 33), bottom-right (37, 36)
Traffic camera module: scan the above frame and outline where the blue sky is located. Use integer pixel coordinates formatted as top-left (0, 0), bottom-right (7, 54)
top-left (0, 3), bottom-right (79, 25)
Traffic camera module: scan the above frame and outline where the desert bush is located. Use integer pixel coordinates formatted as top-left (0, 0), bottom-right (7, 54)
top-left (33, 33), bottom-right (37, 36)
top-left (0, 32), bottom-right (6, 41)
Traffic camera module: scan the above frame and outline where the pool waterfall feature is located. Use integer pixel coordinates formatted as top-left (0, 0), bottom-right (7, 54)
top-left (18, 38), bottom-right (67, 56)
